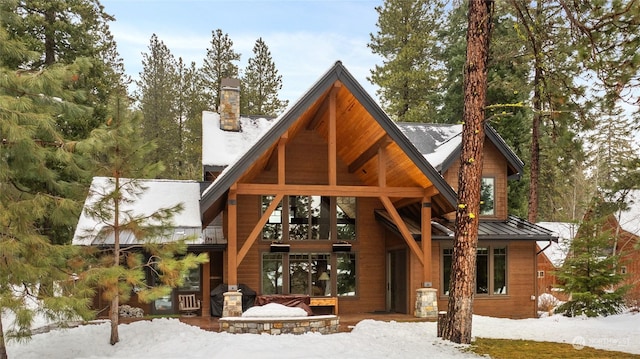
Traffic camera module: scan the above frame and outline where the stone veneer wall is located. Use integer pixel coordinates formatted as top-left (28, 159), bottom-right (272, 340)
top-left (219, 315), bottom-right (339, 335)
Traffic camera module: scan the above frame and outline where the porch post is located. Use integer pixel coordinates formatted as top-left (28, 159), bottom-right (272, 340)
top-left (202, 257), bottom-right (211, 317)
top-left (421, 197), bottom-right (432, 287)
top-left (227, 186), bottom-right (238, 289)
top-left (222, 186), bottom-right (242, 317)
top-left (415, 195), bottom-right (438, 319)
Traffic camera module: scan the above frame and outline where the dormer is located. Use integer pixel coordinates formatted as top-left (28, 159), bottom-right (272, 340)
top-left (397, 123), bottom-right (523, 220)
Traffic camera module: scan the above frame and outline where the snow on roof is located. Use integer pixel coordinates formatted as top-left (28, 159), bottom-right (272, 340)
top-left (73, 177), bottom-right (202, 246)
top-left (536, 222), bottom-right (577, 267)
top-left (396, 123), bottom-right (462, 170)
top-left (616, 190), bottom-right (640, 236)
top-left (201, 111), bottom-right (275, 167)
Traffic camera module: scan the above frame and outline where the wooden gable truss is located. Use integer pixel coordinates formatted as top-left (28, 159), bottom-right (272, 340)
top-left (200, 61), bottom-right (457, 290)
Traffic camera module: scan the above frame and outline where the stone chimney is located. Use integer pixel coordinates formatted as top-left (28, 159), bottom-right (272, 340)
top-left (219, 78), bottom-right (241, 132)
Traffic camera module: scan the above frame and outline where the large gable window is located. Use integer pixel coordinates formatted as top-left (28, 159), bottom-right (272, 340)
top-left (262, 196), bottom-right (356, 241)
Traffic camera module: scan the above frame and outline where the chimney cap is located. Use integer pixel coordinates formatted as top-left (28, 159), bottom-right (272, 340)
top-left (221, 78), bottom-right (240, 89)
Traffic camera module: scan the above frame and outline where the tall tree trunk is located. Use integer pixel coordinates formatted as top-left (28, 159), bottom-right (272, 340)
top-left (528, 64), bottom-right (542, 223)
top-left (0, 311), bottom-right (7, 359)
top-left (44, 7), bottom-right (56, 66)
top-left (110, 169), bottom-right (121, 345)
top-left (442, 0), bottom-right (493, 345)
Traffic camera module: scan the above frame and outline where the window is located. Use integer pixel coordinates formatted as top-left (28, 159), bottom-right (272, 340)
top-left (537, 270), bottom-right (545, 278)
top-left (178, 267), bottom-right (201, 291)
top-left (480, 177), bottom-right (495, 216)
top-left (442, 245), bottom-right (507, 296)
top-left (336, 197), bottom-right (356, 240)
top-left (262, 253), bottom-right (283, 294)
top-left (262, 196), bottom-right (356, 241)
top-left (262, 195), bottom-right (283, 241)
top-left (289, 196), bottom-right (330, 240)
top-left (336, 253), bottom-right (356, 296)
top-left (261, 252), bottom-right (356, 297)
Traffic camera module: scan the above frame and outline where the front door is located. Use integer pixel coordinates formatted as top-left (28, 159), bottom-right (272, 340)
top-left (387, 249), bottom-right (407, 313)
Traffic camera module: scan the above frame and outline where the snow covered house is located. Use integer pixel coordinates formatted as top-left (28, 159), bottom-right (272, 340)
top-left (74, 61), bottom-right (557, 319)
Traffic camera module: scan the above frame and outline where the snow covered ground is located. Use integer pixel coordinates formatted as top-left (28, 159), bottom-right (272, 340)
top-left (5, 308), bottom-right (639, 358)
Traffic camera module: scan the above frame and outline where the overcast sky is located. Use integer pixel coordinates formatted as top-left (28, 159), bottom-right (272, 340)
top-left (102, 0), bottom-right (383, 104)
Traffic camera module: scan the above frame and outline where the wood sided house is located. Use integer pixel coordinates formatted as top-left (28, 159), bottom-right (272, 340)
top-left (537, 197), bottom-right (640, 306)
top-left (73, 61), bottom-right (557, 320)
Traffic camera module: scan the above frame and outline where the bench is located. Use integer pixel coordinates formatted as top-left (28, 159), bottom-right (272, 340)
top-left (310, 297), bottom-right (338, 315)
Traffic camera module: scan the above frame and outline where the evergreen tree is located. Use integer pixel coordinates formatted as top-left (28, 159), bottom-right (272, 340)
top-left (241, 37), bottom-right (288, 116)
top-left (201, 29), bottom-right (240, 111)
top-left (558, 0), bottom-right (640, 108)
top-left (75, 96), bottom-right (208, 345)
top-left (508, 0), bottom-right (590, 223)
top-left (0, 24), bottom-right (94, 358)
top-left (4, 0), bottom-right (127, 140)
top-left (137, 34), bottom-right (180, 178)
top-left (368, 0), bottom-right (446, 122)
top-left (175, 58), bottom-right (207, 180)
top-left (555, 197), bottom-right (629, 317)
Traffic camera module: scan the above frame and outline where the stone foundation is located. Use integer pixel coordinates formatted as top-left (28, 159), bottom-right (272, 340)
top-left (414, 288), bottom-right (438, 319)
top-left (219, 315), bottom-right (339, 335)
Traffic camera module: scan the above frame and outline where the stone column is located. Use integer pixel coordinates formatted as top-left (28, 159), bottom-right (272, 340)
top-left (414, 288), bottom-right (438, 319)
top-left (222, 291), bottom-right (243, 317)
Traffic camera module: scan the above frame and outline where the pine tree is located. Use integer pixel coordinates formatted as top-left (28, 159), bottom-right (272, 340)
top-left (241, 38), bottom-right (288, 116)
top-left (74, 96), bottom-right (208, 345)
top-left (368, 0), bottom-right (446, 122)
top-left (4, 0), bottom-right (127, 140)
top-left (439, 1), bottom-right (532, 217)
top-left (201, 29), bottom-right (240, 111)
top-left (137, 34), bottom-right (180, 178)
top-left (0, 24), bottom-right (95, 358)
top-left (178, 60), bottom-right (208, 180)
top-left (555, 197), bottom-right (629, 317)
top-left (442, 0), bottom-right (493, 345)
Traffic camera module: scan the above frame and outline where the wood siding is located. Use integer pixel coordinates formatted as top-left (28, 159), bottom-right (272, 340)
top-left (443, 140), bottom-right (508, 220)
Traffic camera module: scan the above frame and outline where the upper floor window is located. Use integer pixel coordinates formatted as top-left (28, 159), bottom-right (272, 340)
top-left (262, 195), bottom-right (356, 241)
top-left (480, 177), bottom-right (495, 216)
top-left (289, 196), bottom-right (330, 240)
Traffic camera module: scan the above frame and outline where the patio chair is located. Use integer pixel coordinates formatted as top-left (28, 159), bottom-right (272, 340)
top-left (178, 294), bottom-right (201, 317)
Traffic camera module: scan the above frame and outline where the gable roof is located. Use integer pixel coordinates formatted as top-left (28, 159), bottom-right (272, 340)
top-left (616, 190), bottom-right (640, 236)
top-left (536, 222), bottom-right (577, 267)
top-left (200, 61), bottom-right (457, 225)
top-left (396, 122), bottom-right (524, 179)
top-left (73, 177), bottom-right (205, 246)
top-left (201, 111), bottom-right (275, 169)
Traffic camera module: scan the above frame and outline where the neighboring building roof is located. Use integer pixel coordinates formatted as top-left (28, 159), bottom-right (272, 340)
top-left (201, 111), bottom-right (275, 168)
top-left (616, 190), bottom-right (640, 236)
top-left (375, 210), bottom-right (558, 241)
top-left (536, 222), bottom-right (577, 267)
top-left (200, 61), bottom-right (459, 225)
top-left (396, 122), bottom-right (524, 179)
top-left (73, 177), bottom-right (204, 246)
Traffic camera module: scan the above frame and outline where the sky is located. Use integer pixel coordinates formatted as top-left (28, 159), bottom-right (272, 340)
top-left (101, 0), bottom-right (383, 104)
top-left (4, 303), bottom-right (640, 358)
